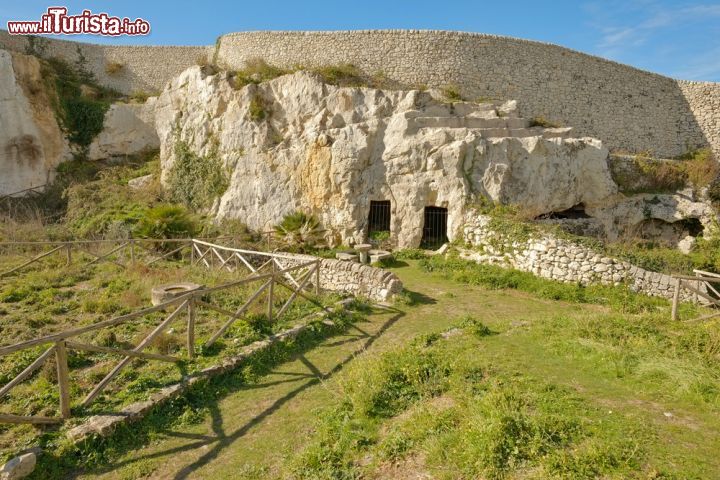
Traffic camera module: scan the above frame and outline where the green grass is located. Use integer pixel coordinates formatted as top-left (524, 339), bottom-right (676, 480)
top-left (287, 262), bottom-right (720, 479)
top-left (53, 260), bottom-right (720, 479)
top-left (417, 253), bottom-right (683, 315)
top-left (0, 253), bottom-right (342, 463)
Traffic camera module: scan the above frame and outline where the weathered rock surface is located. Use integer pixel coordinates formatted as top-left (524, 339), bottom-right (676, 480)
top-left (0, 451), bottom-right (36, 480)
top-left (88, 99), bottom-right (159, 160)
top-left (0, 50), bottom-right (69, 196)
top-left (154, 68), bottom-right (615, 247)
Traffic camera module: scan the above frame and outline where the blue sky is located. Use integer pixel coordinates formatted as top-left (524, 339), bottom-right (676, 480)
top-left (2, 0), bottom-right (719, 81)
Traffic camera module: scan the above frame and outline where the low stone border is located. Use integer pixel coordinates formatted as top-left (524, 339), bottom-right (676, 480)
top-left (462, 213), bottom-right (705, 302)
top-left (1, 298), bottom-right (356, 478)
top-left (271, 255), bottom-right (403, 302)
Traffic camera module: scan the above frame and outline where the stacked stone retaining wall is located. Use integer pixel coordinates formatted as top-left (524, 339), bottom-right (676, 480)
top-left (462, 213), bottom-right (704, 301)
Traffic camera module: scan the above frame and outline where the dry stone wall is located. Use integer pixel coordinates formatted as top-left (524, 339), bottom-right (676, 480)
top-left (1, 29), bottom-right (718, 157)
top-left (0, 30), bottom-right (210, 95)
top-left (261, 254), bottom-right (402, 302)
top-left (215, 30), bottom-right (718, 157)
top-left (679, 81), bottom-right (720, 157)
top-left (461, 213), bottom-right (702, 301)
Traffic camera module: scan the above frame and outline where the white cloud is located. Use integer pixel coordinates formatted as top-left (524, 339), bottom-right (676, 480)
top-left (586, 1), bottom-right (720, 80)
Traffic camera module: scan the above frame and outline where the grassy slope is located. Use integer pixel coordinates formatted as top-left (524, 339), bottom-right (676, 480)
top-left (0, 253), bottom-right (334, 461)
top-left (71, 260), bottom-right (720, 479)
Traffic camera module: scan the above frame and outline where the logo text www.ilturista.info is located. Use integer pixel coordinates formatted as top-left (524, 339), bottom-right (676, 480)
top-left (7, 7), bottom-right (150, 36)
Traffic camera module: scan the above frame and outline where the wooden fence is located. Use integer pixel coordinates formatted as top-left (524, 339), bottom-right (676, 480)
top-left (0, 240), bottom-right (322, 425)
top-left (0, 237), bottom-right (260, 279)
top-left (671, 269), bottom-right (720, 322)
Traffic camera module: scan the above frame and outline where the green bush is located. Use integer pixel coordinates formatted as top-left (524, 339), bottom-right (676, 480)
top-left (232, 58), bottom-right (290, 88)
top-left (167, 140), bottom-right (229, 210)
top-left (134, 204), bottom-right (198, 240)
top-left (441, 84), bottom-right (463, 101)
top-left (312, 63), bottom-right (364, 87)
top-left (273, 211), bottom-right (323, 253)
top-left (248, 96), bottom-right (266, 121)
top-left (42, 57), bottom-right (119, 148)
top-left (393, 248), bottom-right (427, 260)
top-left (529, 116), bottom-right (562, 128)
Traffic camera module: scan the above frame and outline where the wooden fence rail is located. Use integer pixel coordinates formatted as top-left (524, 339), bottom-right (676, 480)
top-left (670, 272), bottom-right (720, 322)
top-left (0, 240), bottom-right (322, 424)
top-left (0, 236), bottom-right (261, 279)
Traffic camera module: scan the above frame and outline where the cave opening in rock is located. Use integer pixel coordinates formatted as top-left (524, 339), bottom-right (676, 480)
top-left (535, 203), bottom-right (590, 220)
top-left (421, 206), bottom-right (448, 249)
top-left (635, 217), bottom-right (705, 246)
top-left (368, 200), bottom-right (391, 237)
top-left (678, 218), bottom-right (704, 237)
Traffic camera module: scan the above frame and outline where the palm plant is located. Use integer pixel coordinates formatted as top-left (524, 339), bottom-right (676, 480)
top-left (273, 211), bottom-right (323, 253)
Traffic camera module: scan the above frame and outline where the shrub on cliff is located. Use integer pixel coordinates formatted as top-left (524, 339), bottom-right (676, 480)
top-left (232, 58), bottom-right (290, 88)
top-left (167, 140), bottom-right (229, 211)
top-left (41, 57), bottom-right (120, 148)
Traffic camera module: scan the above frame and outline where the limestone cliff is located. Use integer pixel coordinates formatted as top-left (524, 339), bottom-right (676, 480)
top-left (0, 50), bottom-right (69, 196)
top-left (155, 68), bottom-right (619, 247)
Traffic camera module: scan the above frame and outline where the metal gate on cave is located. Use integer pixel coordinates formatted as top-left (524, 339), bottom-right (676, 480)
top-left (421, 206), bottom-right (448, 249)
top-left (368, 200), bottom-right (391, 235)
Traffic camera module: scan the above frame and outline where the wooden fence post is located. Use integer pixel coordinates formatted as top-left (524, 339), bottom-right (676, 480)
top-left (190, 240), bottom-right (195, 265)
top-left (130, 239), bottom-right (136, 266)
top-left (187, 298), bottom-right (196, 359)
top-left (315, 259), bottom-right (321, 295)
top-left (267, 262), bottom-right (275, 322)
top-left (65, 244), bottom-right (72, 266)
top-left (671, 277), bottom-right (681, 321)
top-left (55, 341), bottom-right (71, 419)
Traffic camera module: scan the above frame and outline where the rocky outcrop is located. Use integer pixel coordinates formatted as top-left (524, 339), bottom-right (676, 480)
top-left (88, 99), bottom-right (158, 160)
top-left (0, 50), bottom-right (69, 196)
top-left (155, 68), bottom-right (615, 247)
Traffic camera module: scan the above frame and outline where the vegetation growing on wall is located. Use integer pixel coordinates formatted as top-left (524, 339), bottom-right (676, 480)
top-left (611, 148), bottom-right (719, 195)
top-left (440, 84), bottom-right (463, 101)
top-left (468, 200), bottom-right (720, 275)
top-left (232, 58), bottom-right (291, 88)
top-left (248, 95), bottom-right (267, 121)
top-left (41, 57), bottom-right (120, 149)
top-left (167, 140), bottom-right (230, 211)
top-left (529, 116), bottom-right (562, 128)
top-left (229, 58), bottom-right (402, 91)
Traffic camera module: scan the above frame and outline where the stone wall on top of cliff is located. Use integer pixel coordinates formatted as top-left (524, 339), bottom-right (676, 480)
top-left (1, 29), bottom-right (719, 158)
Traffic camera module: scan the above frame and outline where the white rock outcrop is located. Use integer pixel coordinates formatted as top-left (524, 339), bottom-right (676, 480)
top-left (88, 99), bottom-right (159, 160)
top-left (155, 68), bottom-right (615, 247)
top-left (0, 50), bottom-right (69, 196)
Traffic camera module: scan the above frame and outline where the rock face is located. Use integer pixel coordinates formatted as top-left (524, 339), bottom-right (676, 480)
top-left (88, 99), bottom-right (159, 160)
top-left (155, 68), bottom-right (615, 247)
top-left (0, 50), bottom-right (69, 196)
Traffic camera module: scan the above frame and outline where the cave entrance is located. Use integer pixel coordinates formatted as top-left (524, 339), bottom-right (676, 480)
top-left (678, 218), bottom-right (704, 237)
top-left (368, 200), bottom-right (391, 241)
top-left (535, 203), bottom-right (590, 220)
top-left (421, 206), bottom-right (448, 249)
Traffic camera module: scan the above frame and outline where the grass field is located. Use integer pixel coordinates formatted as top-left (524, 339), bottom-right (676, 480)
top-left (48, 259), bottom-right (720, 479)
top-left (0, 250), bottom-right (340, 463)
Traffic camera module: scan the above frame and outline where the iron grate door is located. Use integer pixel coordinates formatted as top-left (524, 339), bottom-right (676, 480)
top-left (421, 206), bottom-right (448, 249)
top-left (368, 200), bottom-right (391, 234)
